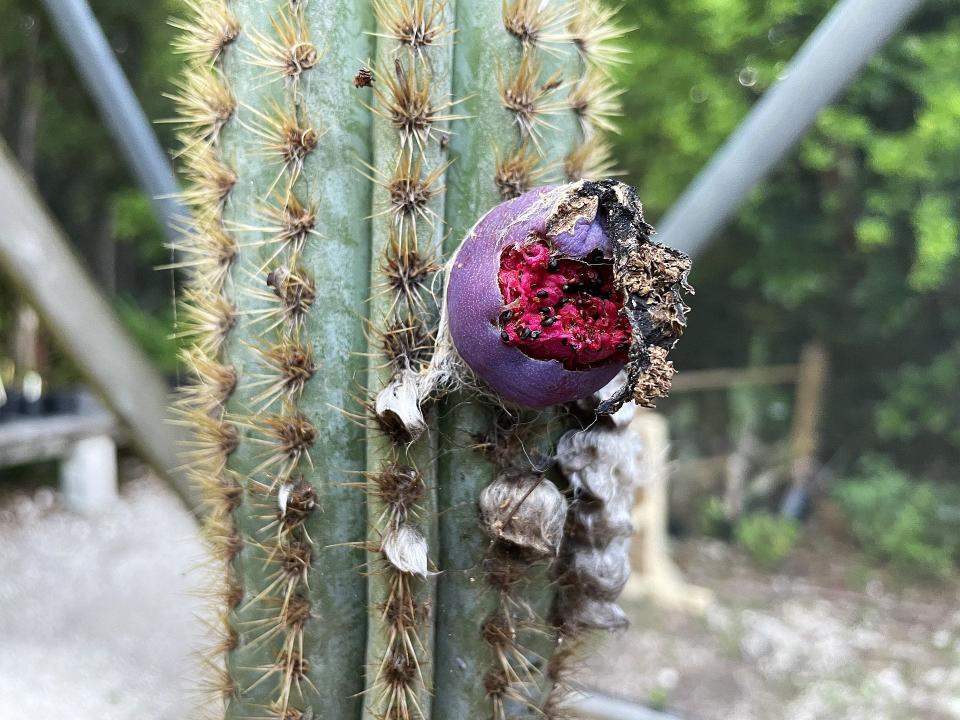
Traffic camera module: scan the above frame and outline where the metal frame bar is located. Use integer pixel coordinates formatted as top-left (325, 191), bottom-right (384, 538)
top-left (0, 141), bottom-right (197, 511)
top-left (656, 0), bottom-right (924, 257)
top-left (39, 0), bottom-right (185, 240)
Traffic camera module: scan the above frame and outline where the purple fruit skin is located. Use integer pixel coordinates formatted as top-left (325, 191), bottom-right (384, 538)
top-left (447, 185), bottom-right (623, 408)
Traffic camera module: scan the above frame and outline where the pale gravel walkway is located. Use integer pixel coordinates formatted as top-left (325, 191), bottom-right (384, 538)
top-left (0, 475), bottom-right (216, 720)
top-left (3, 476), bottom-right (959, 720)
top-left (583, 539), bottom-right (960, 720)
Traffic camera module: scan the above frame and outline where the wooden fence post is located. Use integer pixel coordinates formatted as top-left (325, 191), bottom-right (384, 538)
top-left (624, 410), bottom-right (713, 613)
top-left (781, 341), bottom-right (829, 517)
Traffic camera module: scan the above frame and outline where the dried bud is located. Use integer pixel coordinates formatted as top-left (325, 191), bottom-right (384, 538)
top-left (375, 368), bottom-right (427, 443)
top-left (479, 474), bottom-right (567, 556)
top-left (382, 523), bottom-right (429, 577)
top-left (557, 596), bottom-right (629, 632)
top-left (556, 426), bottom-right (642, 511)
top-left (566, 537), bottom-right (632, 600)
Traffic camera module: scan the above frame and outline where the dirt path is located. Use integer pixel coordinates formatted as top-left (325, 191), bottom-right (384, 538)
top-left (2, 476), bottom-right (958, 719)
top-left (583, 538), bottom-right (960, 720)
top-left (0, 474), bottom-right (216, 719)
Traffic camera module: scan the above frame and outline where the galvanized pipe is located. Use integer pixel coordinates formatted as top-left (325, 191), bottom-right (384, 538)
top-left (656, 0), bottom-right (925, 257)
top-left (40, 0), bottom-right (184, 239)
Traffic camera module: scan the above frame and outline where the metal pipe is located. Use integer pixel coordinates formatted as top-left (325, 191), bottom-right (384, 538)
top-left (655, 0), bottom-right (925, 257)
top-left (39, 0), bottom-right (184, 239)
top-left (572, 691), bottom-right (684, 720)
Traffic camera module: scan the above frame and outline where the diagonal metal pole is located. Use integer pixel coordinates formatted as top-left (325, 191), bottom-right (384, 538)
top-left (39, 0), bottom-right (185, 240)
top-left (0, 142), bottom-right (198, 513)
top-left (656, 0), bottom-right (925, 258)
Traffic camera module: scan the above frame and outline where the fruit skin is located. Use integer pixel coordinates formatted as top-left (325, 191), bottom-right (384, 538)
top-left (447, 184), bottom-right (624, 407)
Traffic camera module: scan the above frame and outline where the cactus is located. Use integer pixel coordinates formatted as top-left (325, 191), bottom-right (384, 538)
top-left (171, 2), bottom-right (689, 720)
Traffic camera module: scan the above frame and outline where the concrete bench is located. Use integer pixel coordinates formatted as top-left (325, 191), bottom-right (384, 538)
top-left (0, 404), bottom-right (118, 514)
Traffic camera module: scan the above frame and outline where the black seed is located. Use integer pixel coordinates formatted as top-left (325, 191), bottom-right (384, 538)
top-left (539, 307), bottom-right (550, 315)
top-left (519, 327), bottom-right (531, 339)
top-left (560, 338), bottom-right (568, 346)
top-left (536, 289), bottom-right (548, 299)
top-left (499, 309), bottom-right (513, 322)
top-left (501, 331), bottom-right (510, 342)
top-left (542, 317), bottom-right (556, 327)
top-left (548, 258), bottom-right (559, 272)
top-left (530, 331), bottom-right (541, 339)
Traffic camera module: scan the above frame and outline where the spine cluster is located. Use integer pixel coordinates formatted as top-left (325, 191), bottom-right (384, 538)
top-left (563, 1), bottom-right (625, 183)
top-left (169, 0), bottom-right (242, 710)
top-left (475, 412), bottom-right (568, 718)
top-left (223, 3), bottom-right (324, 718)
top-left (364, 2), bottom-right (455, 719)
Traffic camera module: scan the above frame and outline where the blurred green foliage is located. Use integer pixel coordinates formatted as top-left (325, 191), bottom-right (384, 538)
top-left (0, 0), bottom-right (955, 482)
top-left (699, 496), bottom-right (733, 540)
top-left (834, 457), bottom-right (960, 580)
top-left (0, 0), bottom-right (181, 379)
top-left (735, 512), bottom-right (800, 571)
top-left (615, 1), bottom-right (960, 480)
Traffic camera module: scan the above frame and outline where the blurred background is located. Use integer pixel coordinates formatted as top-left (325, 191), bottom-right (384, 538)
top-left (0, 1), bottom-right (958, 719)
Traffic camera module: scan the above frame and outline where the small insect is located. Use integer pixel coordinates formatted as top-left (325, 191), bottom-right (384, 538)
top-left (353, 67), bottom-right (374, 88)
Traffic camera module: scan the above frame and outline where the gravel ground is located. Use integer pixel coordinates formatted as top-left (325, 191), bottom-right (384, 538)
top-left (0, 472), bottom-right (216, 720)
top-left (2, 473), bottom-right (959, 720)
top-left (584, 538), bottom-right (960, 720)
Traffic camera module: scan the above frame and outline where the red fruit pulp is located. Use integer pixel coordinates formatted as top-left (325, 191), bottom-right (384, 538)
top-left (497, 238), bottom-right (631, 370)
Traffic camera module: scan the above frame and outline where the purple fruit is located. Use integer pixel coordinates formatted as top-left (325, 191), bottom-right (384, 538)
top-left (445, 184), bottom-right (622, 406)
top-left (446, 180), bottom-right (692, 410)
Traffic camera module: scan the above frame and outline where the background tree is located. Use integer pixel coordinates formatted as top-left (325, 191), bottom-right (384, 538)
top-left (614, 0), bottom-right (960, 482)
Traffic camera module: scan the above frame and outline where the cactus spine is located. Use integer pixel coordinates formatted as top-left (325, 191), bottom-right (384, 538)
top-left (172, 1), bottom-right (626, 719)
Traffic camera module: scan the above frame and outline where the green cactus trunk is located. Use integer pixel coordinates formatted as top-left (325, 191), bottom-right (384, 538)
top-left (172, 1), bottom-right (625, 719)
